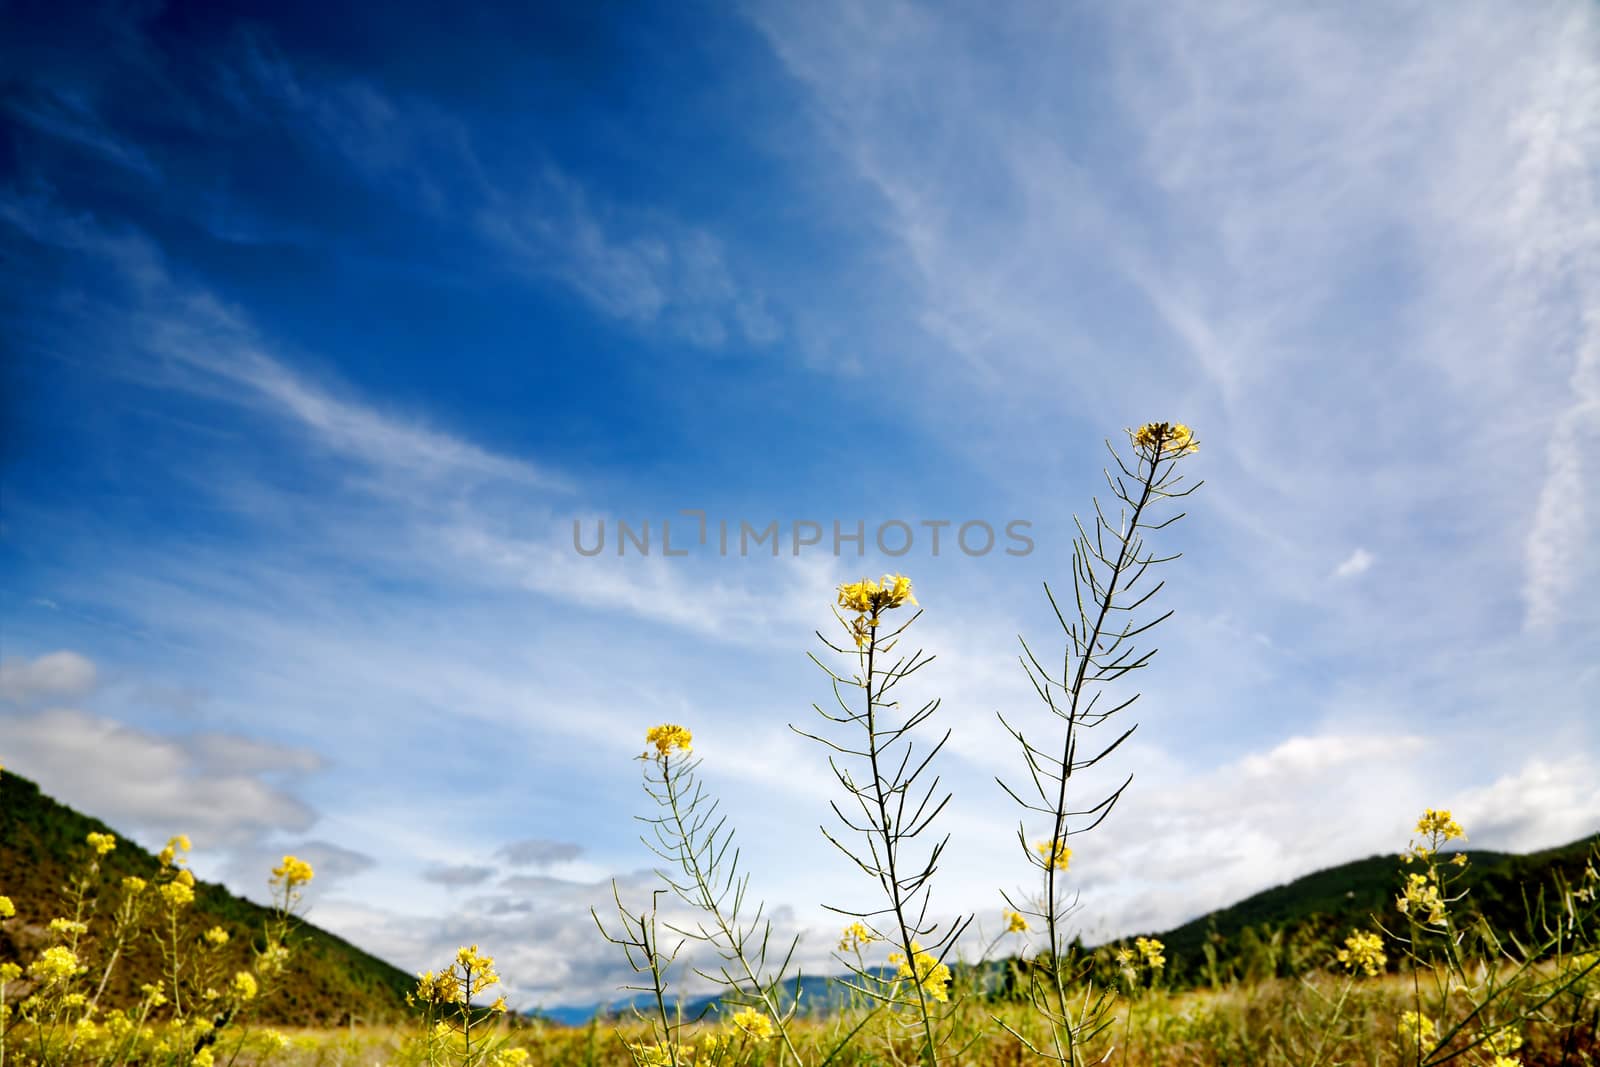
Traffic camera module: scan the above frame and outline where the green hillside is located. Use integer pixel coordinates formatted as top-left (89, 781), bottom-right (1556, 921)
top-left (0, 770), bottom-right (416, 1025)
top-left (1128, 832), bottom-right (1600, 988)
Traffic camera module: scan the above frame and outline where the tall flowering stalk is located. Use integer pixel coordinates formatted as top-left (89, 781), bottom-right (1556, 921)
top-left (595, 726), bottom-right (772, 1067)
top-left (996, 422), bottom-right (1199, 1066)
top-left (636, 724), bottom-right (808, 1067)
top-left (410, 944), bottom-right (512, 1067)
top-left (801, 574), bottom-right (969, 1066)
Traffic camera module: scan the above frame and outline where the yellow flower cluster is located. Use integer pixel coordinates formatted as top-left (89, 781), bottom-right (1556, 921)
top-left (837, 574), bottom-right (915, 647)
top-left (1416, 808), bottom-right (1465, 841)
top-left (0, 962), bottom-right (22, 984)
top-left (86, 832), bottom-right (117, 856)
top-left (0, 895), bottom-right (13, 918)
top-left (204, 926), bottom-right (230, 947)
top-left (230, 971), bottom-right (258, 1001)
top-left (158, 834), bottom-right (192, 868)
top-left (1035, 838), bottom-right (1072, 871)
top-left (271, 855), bottom-right (315, 889)
top-left (1397, 872), bottom-right (1447, 925)
top-left (1398, 1010), bottom-right (1436, 1045)
top-left (645, 723), bottom-right (693, 757)
top-left (887, 940), bottom-right (952, 1003)
top-left (1482, 1026), bottom-right (1523, 1056)
top-left (627, 1041), bottom-right (680, 1067)
top-left (159, 880), bottom-right (195, 908)
top-left (728, 1006), bottom-right (775, 1042)
top-left (838, 921), bottom-right (876, 952)
top-left (48, 917), bottom-right (89, 937)
top-left (1128, 422), bottom-right (1199, 457)
top-left (1335, 930), bottom-right (1387, 976)
top-left (837, 574), bottom-right (915, 615)
top-left (1134, 937), bottom-right (1166, 970)
top-left (1004, 909), bottom-right (1029, 934)
top-left (29, 945), bottom-right (83, 985)
top-left (1405, 807), bottom-right (1468, 864)
top-left (412, 944), bottom-right (503, 1007)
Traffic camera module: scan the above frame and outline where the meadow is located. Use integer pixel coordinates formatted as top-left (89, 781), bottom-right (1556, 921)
top-left (3, 424), bottom-right (1597, 1067)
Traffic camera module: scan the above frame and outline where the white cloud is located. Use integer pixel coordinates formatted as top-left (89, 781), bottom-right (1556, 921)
top-left (1, 705), bottom-right (321, 848)
top-left (1331, 548), bottom-right (1374, 580)
top-left (1457, 757), bottom-right (1600, 851)
top-left (0, 650), bottom-right (98, 704)
top-left (1237, 733), bottom-right (1424, 780)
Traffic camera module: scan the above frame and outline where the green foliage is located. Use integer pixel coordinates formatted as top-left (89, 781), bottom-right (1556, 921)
top-left (1089, 836), bottom-right (1600, 989)
top-left (0, 771), bottom-right (415, 1026)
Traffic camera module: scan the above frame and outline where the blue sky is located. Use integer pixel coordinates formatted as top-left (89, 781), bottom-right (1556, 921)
top-left (2, 0), bottom-right (1597, 1010)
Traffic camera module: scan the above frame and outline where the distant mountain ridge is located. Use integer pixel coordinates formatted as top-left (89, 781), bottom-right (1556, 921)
top-left (0, 770), bottom-right (416, 1025)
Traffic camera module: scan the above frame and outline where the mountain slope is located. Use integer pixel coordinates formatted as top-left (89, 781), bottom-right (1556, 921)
top-left (1137, 832), bottom-right (1600, 986)
top-left (0, 770), bottom-right (416, 1025)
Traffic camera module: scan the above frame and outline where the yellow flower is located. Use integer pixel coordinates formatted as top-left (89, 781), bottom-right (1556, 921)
top-left (1035, 839), bottom-right (1072, 871)
top-left (1134, 937), bottom-right (1166, 970)
top-left (1416, 808), bottom-right (1465, 842)
top-left (491, 1049), bottom-right (530, 1067)
top-left (160, 881), bottom-right (195, 908)
top-left (29, 946), bottom-right (83, 985)
top-left (1004, 910), bottom-right (1029, 934)
top-left (1113, 947), bottom-right (1134, 967)
top-left (141, 982), bottom-right (169, 1007)
top-left (728, 1006), bottom-right (775, 1042)
top-left (204, 926), bottom-right (230, 947)
top-left (1398, 1010), bottom-right (1436, 1045)
top-left (837, 578), bottom-right (879, 615)
top-left (231, 971), bottom-right (258, 1001)
top-left (1397, 872), bottom-right (1446, 925)
top-left (122, 876), bottom-right (147, 894)
top-left (0, 896), bottom-right (15, 918)
top-left (411, 970), bottom-right (459, 1005)
top-left (455, 944), bottom-right (500, 993)
top-left (645, 723), bottom-right (693, 757)
top-left (1482, 1026), bottom-right (1523, 1055)
top-left (193, 1048), bottom-right (215, 1067)
top-left (158, 834), bottom-right (192, 868)
top-left (86, 832), bottom-right (117, 856)
top-left (696, 1032), bottom-right (731, 1064)
top-left (1487, 1058), bottom-right (1520, 1067)
top-left (176, 869), bottom-right (196, 888)
top-left (257, 942), bottom-right (290, 976)
top-left (49, 918), bottom-right (89, 937)
top-left (1129, 422), bottom-right (1199, 457)
top-left (1335, 930), bottom-right (1386, 976)
top-left (627, 1041), bottom-right (681, 1067)
top-left (410, 944), bottom-right (505, 1008)
top-left (271, 855), bottom-right (315, 889)
top-left (887, 941), bottom-right (952, 1003)
top-left (838, 921), bottom-right (876, 952)
top-left (0, 962), bottom-right (22, 984)
top-left (837, 575), bottom-right (916, 616)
